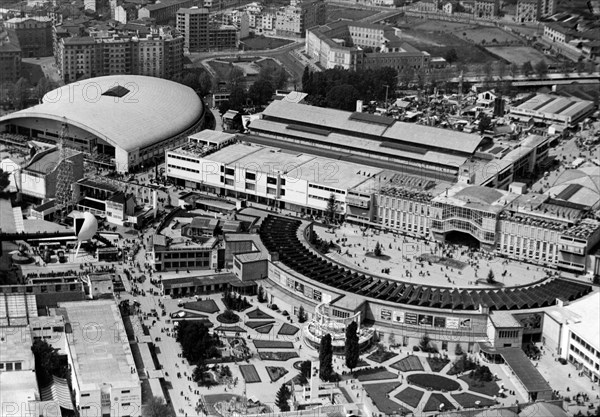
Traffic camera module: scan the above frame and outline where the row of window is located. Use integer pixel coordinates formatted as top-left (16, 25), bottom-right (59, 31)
top-left (168, 163), bottom-right (199, 174)
top-left (308, 183), bottom-right (345, 195)
top-left (0, 362), bottom-right (22, 371)
top-left (572, 332), bottom-right (600, 359)
top-left (497, 330), bottom-right (520, 339)
top-left (570, 344), bottom-right (600, 370)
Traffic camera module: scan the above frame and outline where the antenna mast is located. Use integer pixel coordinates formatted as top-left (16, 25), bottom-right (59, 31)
top-left (54, 117), bottom-right (75, 222)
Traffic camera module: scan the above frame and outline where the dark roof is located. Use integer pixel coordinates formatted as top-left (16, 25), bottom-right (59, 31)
top-left (259, 215), bottom-right (592, 311)
top-left (33, 200), bottom-right (57, 212)
top-left (500, 348), bottom-right (553, 393)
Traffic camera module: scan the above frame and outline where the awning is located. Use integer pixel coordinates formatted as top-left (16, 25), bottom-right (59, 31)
top-left (40, 376), bottom-right (74, 410)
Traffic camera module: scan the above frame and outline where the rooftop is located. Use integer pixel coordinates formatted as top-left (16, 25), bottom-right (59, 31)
top-left (564, 291), bottom-right (600, 350)
top-left (0, 371), bottom-right (39, 410)
top-left (434, 184), bottom-right (518, 213)
top-left (0, 325), bottom-right (34, 365)
top-left (58, 300), bottom-right (139, 391)
top-left (512, 94), bottom-right (594, 118)
top-left (24, 147), bottom-right (81, 175)
top-left (0, 76), bottom-right (203, 153)
top-left (489, 311), bottom-right (522, 328)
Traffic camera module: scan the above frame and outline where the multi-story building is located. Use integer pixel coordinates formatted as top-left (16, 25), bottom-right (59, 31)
top-left (138, 0), bottom-right (196, 24)
top-left (177, 7), bottom-right (209, 51)
top-left (58, 300), bottom-right (141, 417)
top-left (4, 16), bottom-right (53, 57)
top-left (515, 0), bottom-right (540, 23)
top-left (473, 0), bottom-right (498, 18)
top-left (54, 24), bottom-right (183, 82)
top-left (177, 7), bottom-right (239, 51)
top-left (306, 21), bottom-right (430, 71)
top-left (275, 0), bottom-right (326, 37)
top-left (539, 0), bottom-right (557, 18)
top-left (543, 22), bottom-right (577, 44)
top-left (0, 29), bottom-right (21, 84)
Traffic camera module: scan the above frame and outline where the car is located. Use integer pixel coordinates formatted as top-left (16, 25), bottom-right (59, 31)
top-left (282, 310), bottom-right (289, 316)
top-left (558, 357), bottom-right (568, 365)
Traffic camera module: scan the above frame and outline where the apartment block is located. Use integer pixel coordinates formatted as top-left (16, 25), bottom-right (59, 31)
top-left (275, 0), bottom-right (326, 37)
top-left (4, 16), bottom-right (53, 57)
top-left (0, 29), bottom-right (22, 84)
top-left (54, 24), bottom-right (183, 82)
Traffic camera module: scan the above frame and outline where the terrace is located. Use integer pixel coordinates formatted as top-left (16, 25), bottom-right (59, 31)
top-left (259, 215), bottom-right (592, 311)
top-left (562, 219), bottom-right (600, 240)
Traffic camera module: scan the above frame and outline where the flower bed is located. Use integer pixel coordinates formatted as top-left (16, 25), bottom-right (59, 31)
top-left (406, 373), bottom-right (461, 392)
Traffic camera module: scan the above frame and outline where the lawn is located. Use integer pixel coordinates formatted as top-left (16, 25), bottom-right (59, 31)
top-left (363, 382), bottom-right (409, 415)
top-left (266, 366), bottom-right (289, 382)
top-left (255, 324), bottom-right (273, 334)
top-left (391, 356), bottom-right (424, 372)
top-left (459, 375), bottom-right (501, 397)
top-left (426, 357), bottom-right (450, 372)
top-left (354, 367), bottom-right (398, 382)
top-left (394, 387), bottom-right (424, 408)
top-left (253, 340), bottom-right (295, 349)
top-left (214, 325), bottom-right (246, 333)
top-left (258, 351), bottom-right (299, 361)
top-left (326, 5), bottom-right (378, 22)
top-left (278, 323), bottom-right (300, 336)
top-left (367, 350), bottom-right (398, 364)
top-left (459, 27), bottom-right (521, 45)
top-left (240, 365), bottom-right (262, 383)
top-left (183, 299), bottom-right (220, 314)
top-left (486, 46), bottom-right (555, 66)
top-left (245, 321), bottom-right (275, 329)
top-left (451, 392), bottom-right (496, 409)
top-left (406, 374), bottom-right (460, 392)
top-left (240, 36), bottom-right (294, 50)
top-left (423, 393), bottom-right (456, 412)
top-left (246, 308), bottom-right (273, 319)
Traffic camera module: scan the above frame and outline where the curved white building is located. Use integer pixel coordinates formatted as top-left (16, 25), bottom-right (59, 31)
top-left (0, 75), bottom-right (205, 172)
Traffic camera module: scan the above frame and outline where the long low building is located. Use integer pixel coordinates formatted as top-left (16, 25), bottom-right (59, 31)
top-left (57, 300), bottom-right (140, 417)
top-left (248, 100), bottom-right (484, 178)
top-left (509, 93), bottom-right (594, 127)
top-left (0, 75), bottom-right (205, 173)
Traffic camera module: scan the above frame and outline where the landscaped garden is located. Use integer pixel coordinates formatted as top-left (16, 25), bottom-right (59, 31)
top-left (451, 392), bottom-right (496, 408)
top-left (258, 351), bottom-right (299, 361)
top-left (278, 323), bottom-right (300, 336)
top-left (253, 340), bottom-right (295, 349)
top-left (391, 356), bottom-right (424, 372)
top-left (216, 309), bottom-right (240, 324)
top-left (239, 364), bottom-right (261, 383)
top-left (245, 321), bottom-right (274, 329)
top-left (255, 324), bottom-right (273, 334)
top-left (223, 291), bottom-right (252, 312)
top-left (406, 373), bottom-right (461, 392)
top-left (394, 387), bottom-right (424, 408)
top-left (354, 366), bottom-right (398, 382)
top-left (246, 308), bottom-right (273, 319)
top-left (459, 367), bottom-right (500, 397)
top-left (426, 356), bottom-right (450, 372)
top-left (183, 299), bottom-right (220, 314)
top-left (367, 345), bottom-right (398, 364)
top-left (423, 393), bottom-right (456, 412)
top-left (266, 366), bottom-right (289, 382)
top-left (363, 382), bottom-right (409, 415)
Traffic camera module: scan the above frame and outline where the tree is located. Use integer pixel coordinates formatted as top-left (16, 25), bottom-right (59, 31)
top-left (487, 269), bottom-right (495, 284)
top-left (318, 334), bottom-right (333, 381)
top-left (455, 344), bottom-right (463, 355)
top-left (145, 396), bottom-right (175, 417)
top-left (248, 78), bottom-right (274, 105)
top-left (275, 384), bottom-right (291, 411)
top-left (325, 84), bottom-right (360, 111)
top-left (374, 241), bottom-right (382, 257)
top-left (345, 321), bottom-right (359, 371)
top-left (192, 363), bottom-right (207, 384)
top-left (34, 76), bottom-right (54, 102)
top-left (9, 77), bottom-right (29, 110)
top-left (521, 61), bottom-right (534, 77)
top-left (297, 305), bottom-right (307, 323)
top-left (478, 114), bottom-right (492, 134)
top-left (325, 193), bottom-right (337, 223)
top-left (300, 360), bottom-right (312, 383)
top-left (198, 71), bottom-right (213, 97)
top-left (399, 66), bottom-right (415, 86)
top-left (257, 285), bottom-right (265, 303)
top-left (227, 65), bottom-right (245, 89)
top-left (419, 334), bottom-right (430, 352)
top-left (31, 339), bottom-right (68, 384)
top-left (228, 85), bottom-right (247, 111)
top-left (510, 63), bottom-right (519, 77)
top-left (444, 48), bottom-right (458, 63)
top-left (0, 169), bottom-right (10, 191)
top-left (496, 61), bottom-right (507, 80)
top-left (302, 67), bottom-right (311, 93)
top-left (534, 60), bottom-right (548, 78)
top-left (577, 60), bottom-right (585, 74)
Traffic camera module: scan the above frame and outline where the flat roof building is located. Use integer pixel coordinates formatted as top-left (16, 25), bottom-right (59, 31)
top-left (58, 300), bottom-right (140, 417)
